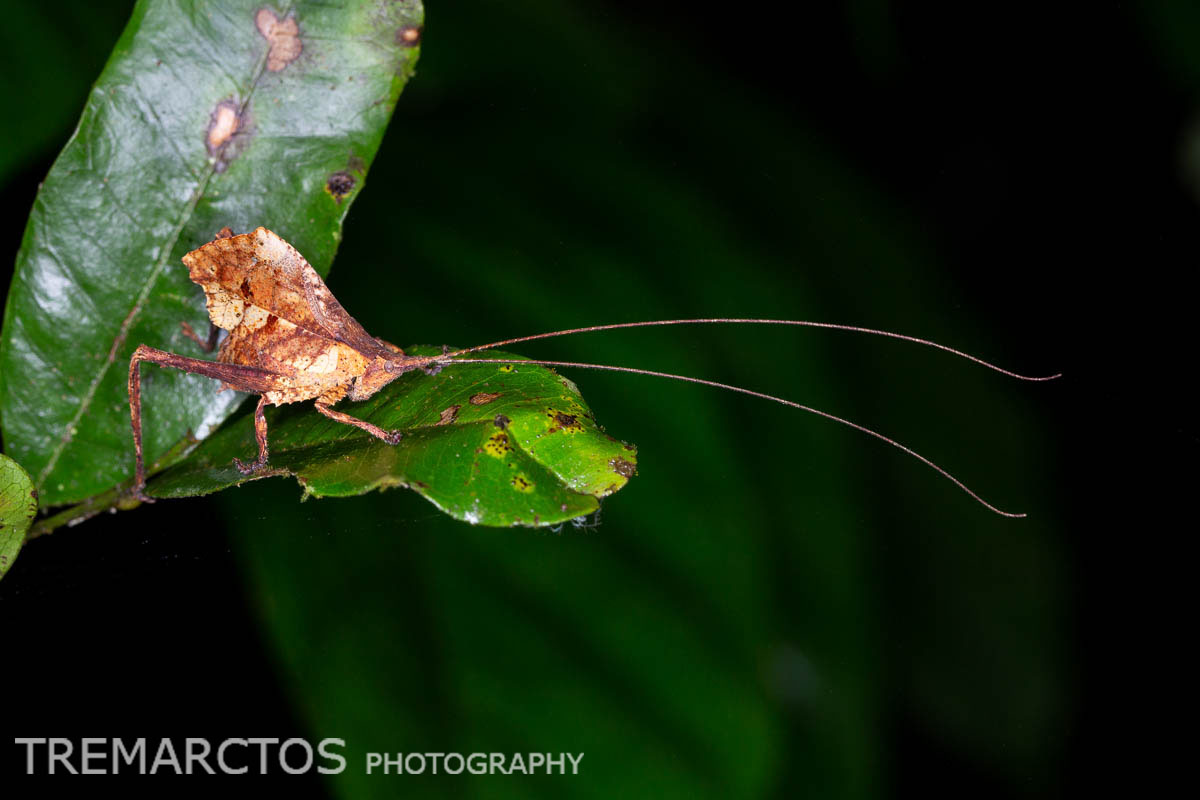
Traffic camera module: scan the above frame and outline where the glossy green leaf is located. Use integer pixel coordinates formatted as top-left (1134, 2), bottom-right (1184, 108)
top-left (0, 0), bottom-right (423, 508)
top-left (0, 454), bottom-right (37, 581)
top-left (148, 348), bottom-right (637, 527)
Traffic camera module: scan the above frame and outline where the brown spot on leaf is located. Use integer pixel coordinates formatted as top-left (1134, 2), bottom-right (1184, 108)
top-left (397, 24), bottom-right (422, 47)
top-left (239, 277), bottom-right (252, 298)
top-left (256, 8), bottom-right (302, 72)
top-left (326, 171), bottom-right (356, 202)
top-left (435, 404), bottom-right (461, 425)
top-left (470, 391), bottom-right (502, 405)
top-left (494, 414), bottom-right (510, 430)
top-left (215, 227), bottom-right (235, 239)
top-left (205, 101), bottom-right (253, 173)
top-left (206, 100), bottom-right (241, 155)
top-left (609, 457), bottom-right (637, 478)
top-left (546, 408), bottom-right (583, 434)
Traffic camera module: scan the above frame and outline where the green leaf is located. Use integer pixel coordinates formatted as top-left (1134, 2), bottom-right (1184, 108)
top-left (149, 349), bottom-right (638, 527)
top-left (0, 0), bottom-right (423, 508)
top-left (0, 454), bottom-right (37, 581)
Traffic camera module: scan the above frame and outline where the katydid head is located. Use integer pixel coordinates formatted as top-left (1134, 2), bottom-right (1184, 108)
top-left (347, 342), bottom-right (426, 401)
top-left (347, 356), bottom-right (400, 401)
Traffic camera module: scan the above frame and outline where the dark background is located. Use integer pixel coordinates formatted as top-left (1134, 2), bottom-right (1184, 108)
top-left (0, 0), bottom-right (1189, 796)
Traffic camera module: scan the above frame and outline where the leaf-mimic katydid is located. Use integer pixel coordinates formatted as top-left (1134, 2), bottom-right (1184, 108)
top-left (128, 227), bottom-right (1058, 517)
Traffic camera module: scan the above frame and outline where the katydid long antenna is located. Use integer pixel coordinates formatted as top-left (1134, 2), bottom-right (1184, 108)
top-left (423, 318), bottom-right (1060, 518)
top-left (439, 318), bottom-right (1062, 382)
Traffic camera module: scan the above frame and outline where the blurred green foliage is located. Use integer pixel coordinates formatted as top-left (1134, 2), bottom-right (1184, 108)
top-left (0, 1), bottom-right (129, 186)
top-left (0, 0), bottom-right (1068, 796)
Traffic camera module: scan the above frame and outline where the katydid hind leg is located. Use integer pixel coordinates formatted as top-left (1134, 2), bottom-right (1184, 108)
top-left (127, 344), bottom-right (282, 500)
top-left (128, 346), bottom-right (156, 502)
top-left (233, 396), bottom-right (271, 475)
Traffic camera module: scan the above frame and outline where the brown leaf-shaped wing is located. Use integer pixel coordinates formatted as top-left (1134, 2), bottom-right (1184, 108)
top-left (297, 248), bottom-right (398, 360)
top-left (182, 227), bottom-right (390, 358)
